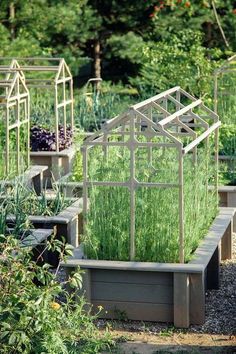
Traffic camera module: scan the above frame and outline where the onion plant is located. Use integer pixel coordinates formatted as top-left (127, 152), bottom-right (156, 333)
top-left (0, 180), bottom-right (72, 240)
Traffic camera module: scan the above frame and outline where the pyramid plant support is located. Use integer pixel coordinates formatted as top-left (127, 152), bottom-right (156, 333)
top-left (0, 57), bottom-right (75, 181)
top-left (0, 69), bottom-right (30, 177)
top-left (82, 86), bottom-right (220, 263)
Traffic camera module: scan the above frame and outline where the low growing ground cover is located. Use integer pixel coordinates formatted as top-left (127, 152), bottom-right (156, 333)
top-left (82, 145), bottom-right (218, 263)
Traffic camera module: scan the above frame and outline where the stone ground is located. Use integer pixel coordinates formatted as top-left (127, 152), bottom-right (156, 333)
top-left (101, 234), bottom-right (236, 354)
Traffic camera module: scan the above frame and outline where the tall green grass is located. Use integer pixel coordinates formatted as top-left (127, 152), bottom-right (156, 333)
top-left (82, 145), bottom-right (218, 263)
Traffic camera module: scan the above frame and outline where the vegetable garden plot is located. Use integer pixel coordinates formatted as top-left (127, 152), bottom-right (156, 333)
top-left (0, 69), bottom-right (30, 179)
top-left (82, 87), bottom-right (220, 263)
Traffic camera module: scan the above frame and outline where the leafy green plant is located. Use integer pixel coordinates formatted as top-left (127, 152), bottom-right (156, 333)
top-left (74, 83), bottom-right (140, 131)
top-left (219, 124), bottom-right (236, 156)
top-left (0, 235), bottom-right (113, 353)
top-left (130, 30), bottom-right (219, 98)
top-left (0, 181), bottom-right (72, 219)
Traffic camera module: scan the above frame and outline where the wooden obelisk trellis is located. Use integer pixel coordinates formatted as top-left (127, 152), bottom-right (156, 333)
top-left (0, 57), bottom-right (74, 153)
top-left (0, 69), bottom-right (30, 177)
top-left (82, 87), bottom-right (220, 263)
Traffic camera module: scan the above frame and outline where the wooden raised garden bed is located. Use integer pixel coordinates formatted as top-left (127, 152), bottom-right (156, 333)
top-left (62, 208), bottom-right (235, 328)
top-left (30, 145), bottom-right (76, 184)
top-left (0, 165), bottom-right (48, 195)
top-left (218, 186), bottom-right (236, 208)
top-left (19, 228), bottom-right (54, 264)
top-left (7, 198), bottom-right (83, 265)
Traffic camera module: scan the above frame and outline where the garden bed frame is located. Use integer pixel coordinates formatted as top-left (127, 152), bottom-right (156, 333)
top-left (30, 145), bottom-right (76, 184)
top-left (7, 197), bottom-right (83, 249)
top-left (62, 207), bottom-right (235, 328)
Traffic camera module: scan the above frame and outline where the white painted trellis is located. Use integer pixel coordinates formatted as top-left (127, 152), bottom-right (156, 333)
top-left (0, 69), bottom-right (30, 177)
top-left (0, 57), bottom-right (74, 153)
top-left (82, 87), bottom-right (220, 263)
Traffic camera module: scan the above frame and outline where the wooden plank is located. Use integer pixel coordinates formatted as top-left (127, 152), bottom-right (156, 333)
top-left (221, 223), bottom-right (233, 260)
top-left (190, 212), bottom-right (232, 267)
top-left (174, 273), bottom-right (189, 328)
top-left (19, 228), bottom-right (53, 248)
top-left (206, 245), bottom-right (220, 290)
top-left (158, 99), bottom-right (202, 127)
top-left (92, 269), bottom-right (173, 286)
top-left (92, 281), bottom-right (173, 304)
top-left (61, 258), bottom-right (204, 273)
top-left (227, 192), bottom-right (236, 208)
top-left (220, 207), bottom-right (236, 233)
top-left (183, 121), bottom-right (221, 154)
top-left (189, 273), bottom-right (205, 325)
top-left (67, 216), bottom-right (78, 247)
top-left (92, 300), bottom-right (173, 322)
top-left (30, 145), bottom-right (75, 157)
top-left (131, 86), bottom-right (180, 111)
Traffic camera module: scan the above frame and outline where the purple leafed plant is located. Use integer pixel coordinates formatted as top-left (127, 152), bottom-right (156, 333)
top-left (30, 125), bottom-right (73, 152)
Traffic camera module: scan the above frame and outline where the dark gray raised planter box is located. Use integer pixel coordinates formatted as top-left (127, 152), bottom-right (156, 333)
top-left (0, 165), bottom-right (48, 196)
top-left (7, 198), bottom-right (83, 263)
top-left (19, 228), bottom-right (54, 265)
top-left (30, 145), bottom-right (76, 185)
top-left (7, 198), bottom-right (83, 266)
top-left (27, 198), bottom-right (83, 248)
top-left (62, 207), bottom-right (235, 328)
top-left (218, 186), bottom-right (236, 207)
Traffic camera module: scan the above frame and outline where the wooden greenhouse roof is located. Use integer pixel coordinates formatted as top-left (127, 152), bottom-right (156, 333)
top-left (84, 86), bottom-right (220, 154)
top-left (0, 57), bottom-right (72, 88)
top-left (0, 69), bottom-right (28, 104)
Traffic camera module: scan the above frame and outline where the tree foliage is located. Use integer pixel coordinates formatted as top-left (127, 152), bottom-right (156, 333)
top-left (0, 1), bottom-right (235, 80)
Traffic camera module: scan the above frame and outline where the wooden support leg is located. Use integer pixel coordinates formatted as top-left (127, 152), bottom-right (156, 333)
top-left (67, 217), bottom-right (79, 248)
top-left (189, 273), bottom-right (205, 325)
top-left (221, 222), bottom-right (233, 260)
top-left (52, 156), bottom-right (62, 180)
top-left (174, 273), bottom-right (190, 328)
top-left (227, 192), bottom-right (236, 208)
top-left (206, 246), bottom-right (220, 290)
top-left (78, 213), bottom-right (83, 238)
top-left (32, 171), bottom-right (43, 195)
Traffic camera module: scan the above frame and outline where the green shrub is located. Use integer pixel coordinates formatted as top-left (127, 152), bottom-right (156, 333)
top-left (130, 29), bottom-right (219, 98)
top-left (219, 124), bottom-right (236, 156)
top-left (0, 235), bottom-right (113, 354)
